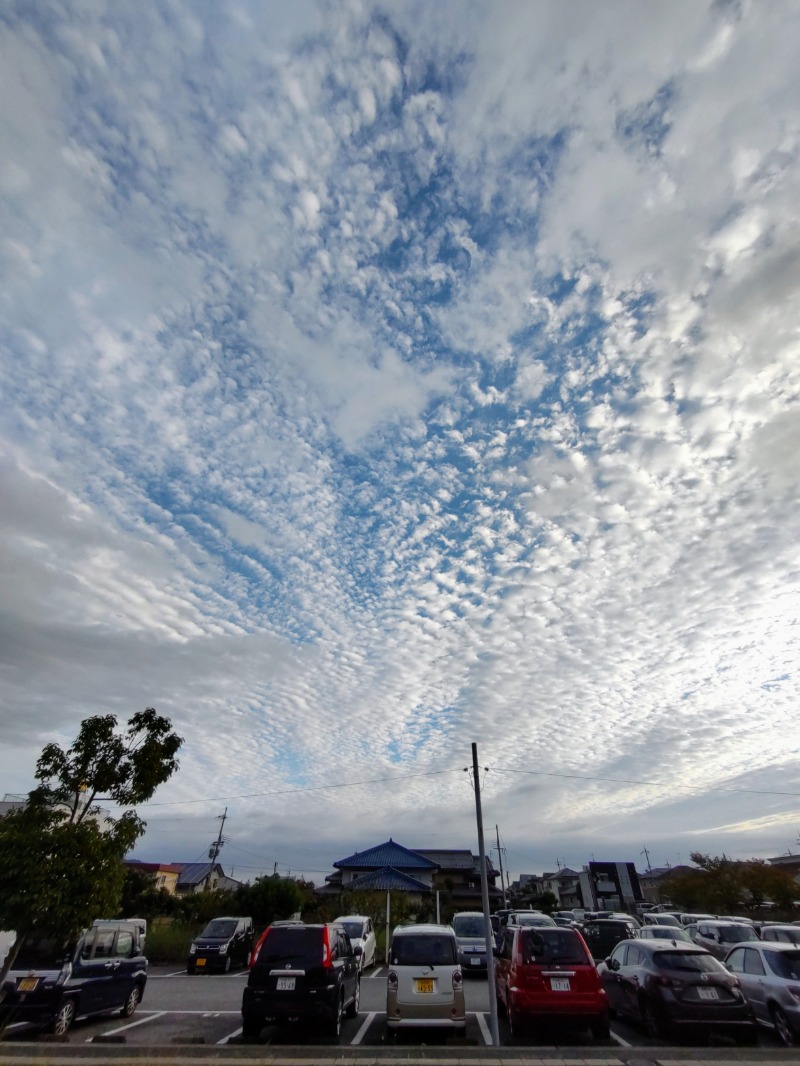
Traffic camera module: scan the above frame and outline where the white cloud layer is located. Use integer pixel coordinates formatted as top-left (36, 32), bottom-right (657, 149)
top-left (1, 0), bottom-right (799, 881)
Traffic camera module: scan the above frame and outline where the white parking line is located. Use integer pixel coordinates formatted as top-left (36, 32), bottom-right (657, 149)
top-left (217, 1025), bottom-right (243, 1044)
top-left (351, 1011), bottom-right (376, 1045)
top-left (367, 967), bottom-right (386, 978)
top-left (610, 1029), bottom-right (632, 1047)
top-left (476, 1011), bottom-right (492, 1045)
top-left (88, 1010), bottom-right (166, 1040)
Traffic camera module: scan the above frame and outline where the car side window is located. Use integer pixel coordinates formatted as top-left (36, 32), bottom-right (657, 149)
top-left (743, 949), bottom-right (765, 976)
top-left (610, 944), bottom-right (627, 968)
top-left (93, 929), bottom-right (116, 958)
top-left (115, 930), bottom-right (134, 958)
top-left (80, 935), bottom-right (94, 960)
top-left (726, 948), bottom-right (745, 973)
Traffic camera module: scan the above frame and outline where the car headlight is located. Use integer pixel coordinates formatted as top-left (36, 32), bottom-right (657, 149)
top-left (189, 944), bottom-right (196, 954)
top-left (219, 943), bottom-right (228, 954)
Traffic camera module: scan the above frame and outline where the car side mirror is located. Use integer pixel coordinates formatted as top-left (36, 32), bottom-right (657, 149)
top-left (353, 945), bottom-right (363, 956)
top-left (606, 957), bottom-right (617, 970)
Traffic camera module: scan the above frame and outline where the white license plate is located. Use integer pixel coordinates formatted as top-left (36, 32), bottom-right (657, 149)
top-left (470, 957), bottom-right (482, 966)
top-left (276, 976), bottom-right (296, 991)
top-left (698, 987), bottom-right (718, 1000)
top-left (550, 977), bottom-right (570, 991)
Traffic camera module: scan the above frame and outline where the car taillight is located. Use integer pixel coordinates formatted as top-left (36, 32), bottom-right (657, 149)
top-left (452, 968), bottom-right (463, 990)
top-left (654, 975), bottom-right (684, 991)
top-left (388, 969), bottom-right (398, 991)
top-left (249, 928), bottom-right (270, 968)
top-left (322, 926), bottom-right (332, 969)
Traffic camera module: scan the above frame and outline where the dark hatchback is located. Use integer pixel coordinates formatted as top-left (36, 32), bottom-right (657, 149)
top-left (599, 939), bottom-right (757, 1043)
top-left (582, 919), bottom-right (639, 961)
top-left (242, 922), bottom-right (361, 1041)
top-left (187, 916), bottom-right (253, 973)
top-left (0, 922), bottom-right (147, 1036)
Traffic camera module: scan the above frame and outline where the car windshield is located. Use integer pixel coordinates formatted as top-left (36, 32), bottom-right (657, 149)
top-left (717, 925), bottom-right (758, 943)
top-left (520, 929), bottom-right (589, 965)
top-left (453, 915), bottom-right (485, 937)
top-left (646, 928), bottom-right (690, 940)
top-left (654, 915), bottom-right (681, 927)
top-left (14, 934), bottom-right (74, 969)
top-left (391, 934), bottom-right (457, 966)
top-left (765, 949), bottom-right (800, 980)
top-left (200, 919), bottom-right (237, 938)
top-left (654, 950), bottom-right (725, 973)
top-left (339, 922), bottom-right (365, 940)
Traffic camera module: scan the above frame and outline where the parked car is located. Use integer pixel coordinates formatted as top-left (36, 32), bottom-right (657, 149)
top-left (452, 911), bottom-right (490, 973)
top-left (494, 924), bottom-right (609, 1040)
top-left (507, 912), bottom-right (557, 928)
top-left (643, 912), bottom-right (681, 928)
top-left (598, 939), bottom-right (756, 1043)
top-left (187, 916), bottom-right (254, 973)
top-left (386, 923), bottom-right (465, 1037)
top-left (582, 918), bottom-right (639, 961)
top-left (639, 926), bottom-right (692, 942)
top-left (333, 915), bottom-right (376, 971)
top-left (680, 912), bottom-right (717, 927)
top-left (691, 921), bottom-right (760, 961)
top-left (761, 925), bottom-right (800, 946)
top-left (241, 922), bottom-right (361, 1040)
top-left (0, 921), bottom-right (147, 1036)
top-left (724, 941), bottom-right (800, 1046)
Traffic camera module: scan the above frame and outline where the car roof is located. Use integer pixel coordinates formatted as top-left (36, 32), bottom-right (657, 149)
top-left (392, 923), bottom-right (454, 936)
top-left (333, 915), bottom-right (369, 922)
top-left (748, 941), bottom-right (800, 952)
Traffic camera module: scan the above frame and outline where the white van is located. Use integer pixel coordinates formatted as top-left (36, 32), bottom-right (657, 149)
top-left (386, 924), bottom-right (465, 1036)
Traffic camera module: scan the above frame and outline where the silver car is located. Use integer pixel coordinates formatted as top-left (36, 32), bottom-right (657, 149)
top-left (451, 912), bottom-right (489, 974)
top-left (761, 925), bottom-right (800, 946)
top-left (693, 921), bottom-right (760, 960)
top-left (724, 941), bottom-right (800, 1046)
top-left (386, 924), bottom-right (465, 1035)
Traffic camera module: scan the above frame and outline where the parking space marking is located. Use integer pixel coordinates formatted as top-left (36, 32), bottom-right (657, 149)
top-left (476, 1011), bottom-right (492, 1045)
top-left (151, 969), bottom-right (187, 977)
top-left (610, 1029), bottom-right (632, 1047)
top-left (88, 1010), bottom-right (166, 1040)
top-left (351, 1011), bottom-right (376, 1045)
top-left (368, 967), bottom-right (387, 978)
top-left (217, 1025), bottom-right (243, 1044)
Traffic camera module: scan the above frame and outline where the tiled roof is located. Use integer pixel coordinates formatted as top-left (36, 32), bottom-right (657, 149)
top-left (343, 866), bottom-right (432, 892)
top-left (334, 839), bottom-right (438, 871)
top-left (415, 849), bottom-right (474, 870)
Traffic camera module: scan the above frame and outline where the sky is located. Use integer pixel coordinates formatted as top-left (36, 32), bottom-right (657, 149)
top-left (1, 0), bottom-right (799, 888)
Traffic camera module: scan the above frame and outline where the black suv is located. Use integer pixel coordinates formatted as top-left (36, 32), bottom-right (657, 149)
top-left (582, 919), bottom-right (639, 961)
top-left (187, 916), bottom-right (254, 973)
top-left (242, 922), bottom-right (361, 1040)
top-left (0, 922), bottom-right (147, 1035)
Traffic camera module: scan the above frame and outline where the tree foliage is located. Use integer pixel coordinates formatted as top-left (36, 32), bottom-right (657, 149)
top-left (0, 708), bottom-right (182, 990)
top-left (661, 851), bottom-right (798, 916)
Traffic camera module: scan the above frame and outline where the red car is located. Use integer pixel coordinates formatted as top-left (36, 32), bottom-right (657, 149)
top-left (494, 924), bottom-right (610, 1039)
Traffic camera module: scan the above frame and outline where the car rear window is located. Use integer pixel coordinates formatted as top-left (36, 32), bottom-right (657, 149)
top-left (519, 929), bottom-right (590, 965)
top-left (254, 926), bottom-right (324, 968)
top-left (653, 950), bottom-right (725, 973)
top-left (339, 921), bottom-right (365, 940)
top-left (716, 925), bottom-right (758, 943)
top-left (391, 934), bottom-right (457, 966)
top-left (765, 949), bottom-right (800, 980)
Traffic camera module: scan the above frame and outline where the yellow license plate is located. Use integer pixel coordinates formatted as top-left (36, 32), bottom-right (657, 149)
top-left (196, 958), bottom-right (206, 966)
top-left (416, 978), bottom-right (434, 993)
top-left (18, 978), bottom-right (39, 992)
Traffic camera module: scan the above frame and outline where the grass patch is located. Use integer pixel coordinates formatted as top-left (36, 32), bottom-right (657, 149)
top-left (145, 921), bottom-right (198, 964)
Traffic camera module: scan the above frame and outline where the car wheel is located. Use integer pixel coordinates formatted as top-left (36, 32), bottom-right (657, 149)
top-left (772, 1005), bottom-right (795, 1047)
top-left (224, 955), bottom-right (232, 973)
top-left (120, 985), bottom-right (141, 1018)
top-left (329, 992), bottom-right (343, 1038)
top-left (496, 989), bottom-right (507, 1018)
top-left (641, 998), bottom-right (668, 1041)
top-left (50, 999), bottom-right (76, 1037)
top-left (508, 1003), bottom-right (525, 1040)
top-left (241, 1016), bottom-right (263, 1043)
top-left (346, 976), bottom-right (360, 1018)
top-left (186, 963), bottom-right (195, 975)
top-left (591, 1014), bottom-right (611, 1040)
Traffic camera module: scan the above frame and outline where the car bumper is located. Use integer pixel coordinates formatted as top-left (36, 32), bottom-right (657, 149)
top-left (242, 985), bottom-right (339, 1024)
top-left (509, 988), bottom-right (608, 1018)
top-left (188, 953), bottom-right (228, 971)
top-left (386, 993), bottom-right (466, 1027)
top-left (458, 952), bottom-right (487, 970)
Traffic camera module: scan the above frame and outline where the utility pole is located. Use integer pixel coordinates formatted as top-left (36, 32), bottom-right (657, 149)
top-left (495, 825), bottom-right (508, 907)
top-left (204, 807), bottom-right (227, 889)
top-left (641, 846), bottom-right (652, 873)
top-left (471, 744), bottom-right (500, 1046)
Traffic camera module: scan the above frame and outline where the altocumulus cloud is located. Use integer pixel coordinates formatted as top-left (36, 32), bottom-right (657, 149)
top-left (1, 0), bottom-right (799, 879)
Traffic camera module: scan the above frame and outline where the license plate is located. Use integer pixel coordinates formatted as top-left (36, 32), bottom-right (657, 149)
top-left (416, 978), bottom-right (434, 993)
top-left (550, 977), bottom-right (570, 991)
top-left (196, 958), bottom-right (206, 967)
top-left (276, 976), bottom-right (296, 991)
top-left (698, 987), bottom-right (718, 1000)
top-left (18, 978), bottom-right (38, 992)
top-left (471, 957), bottom-right (482, 966)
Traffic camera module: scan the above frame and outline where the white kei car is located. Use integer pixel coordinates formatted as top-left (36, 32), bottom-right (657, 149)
top-left (334, 915), bottom-right (377, 970)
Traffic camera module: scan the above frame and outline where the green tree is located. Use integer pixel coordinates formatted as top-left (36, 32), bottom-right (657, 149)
top-left (0, 709), bottom-right (182, 989)
top-left (233, 876), bottom-right (304, 929)
top-left (689, 851), bottom-right (743, 913)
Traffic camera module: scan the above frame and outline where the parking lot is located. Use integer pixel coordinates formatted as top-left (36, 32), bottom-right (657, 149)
top-left (0, 964), bottom-right (789, 1051)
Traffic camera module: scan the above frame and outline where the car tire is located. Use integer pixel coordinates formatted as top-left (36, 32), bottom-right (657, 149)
top-left (496, 990), bottom-right (507, 1018)
top-left (50, 999), bottom-right (76, 1037)
top-left (508, 1003), bottom-right (525, 1040)
top-left (771, 1005), bottom-right (795, 1047)
top-left (591, 1014), bottom-right (611, 1040)
top-left (641, 998), bottom-right (668, 1041)
top-left (186, 963), bottom-right (195, 974)
top-left (120, 985), bottom-right (141, 1018)
top-left (223, 955), bottom-right (232, 973)
top-left (346, 977), bottom-right (360, 1018)
top-left (241, 1016), bottom-right (263, 1043)
top-left (329, 992), bottom-right (343, 1038)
